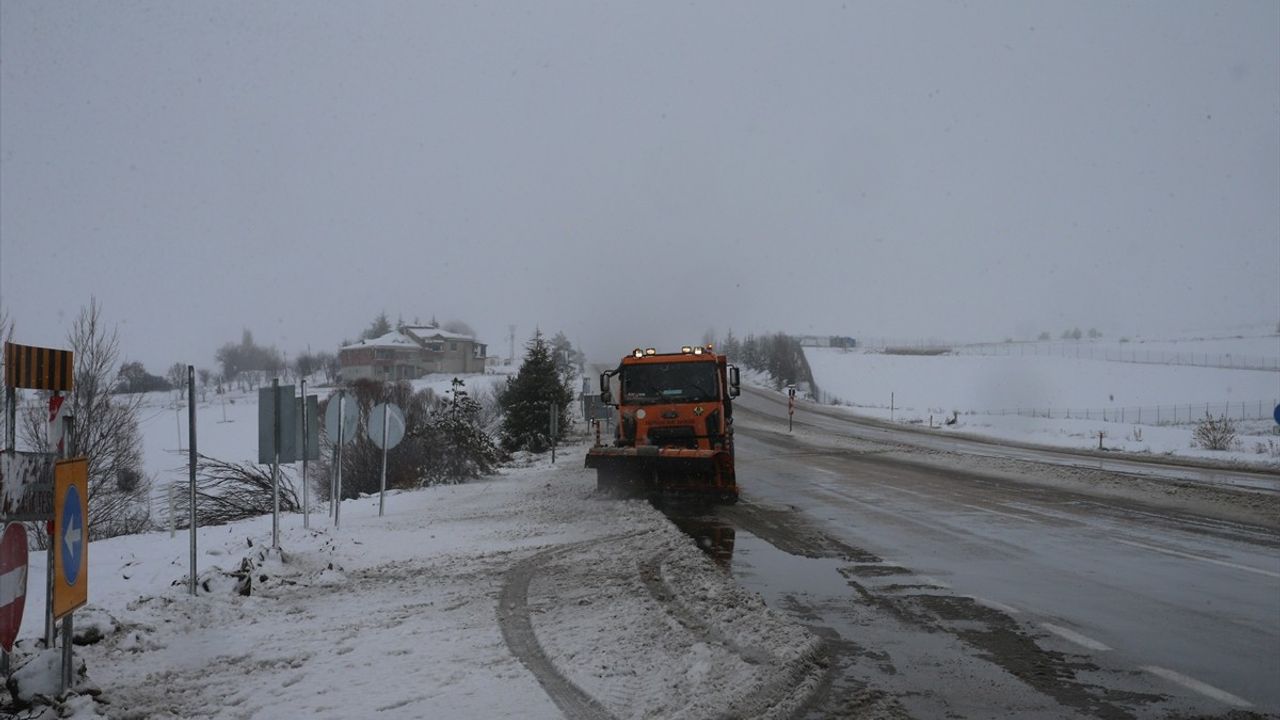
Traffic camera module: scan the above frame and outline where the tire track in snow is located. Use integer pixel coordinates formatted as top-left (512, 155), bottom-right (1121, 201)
top-left (638, 553), bottom-right (828, 720)
top-left (498, 542), bottom-right (617, 720)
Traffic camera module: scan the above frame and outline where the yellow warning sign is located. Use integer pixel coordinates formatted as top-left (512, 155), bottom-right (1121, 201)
top-left (52, 458), bottom-right (88, 620)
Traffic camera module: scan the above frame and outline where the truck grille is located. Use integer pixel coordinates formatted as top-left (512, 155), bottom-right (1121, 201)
top-left (647, 425), bottom-right (698, 449)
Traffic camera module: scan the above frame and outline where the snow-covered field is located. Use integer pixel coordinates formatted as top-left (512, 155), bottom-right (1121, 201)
top-left (4, 373), bottom-right (822, 718)
top-left (132, 372), bottom-right (513, 513)
top-left (803, 339), bottom-right (1280, 467)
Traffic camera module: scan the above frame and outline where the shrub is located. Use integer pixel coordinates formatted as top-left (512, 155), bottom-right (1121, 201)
top-left (1193, 413), bottom-right (1237, 451)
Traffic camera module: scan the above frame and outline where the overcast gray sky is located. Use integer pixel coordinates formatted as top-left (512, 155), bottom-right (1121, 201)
top-left (2, 1), bottom-right (1277, 370)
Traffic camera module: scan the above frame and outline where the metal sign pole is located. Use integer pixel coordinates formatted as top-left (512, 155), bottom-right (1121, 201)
top-left (46, 395), bottom-right (65, 649)
top-left (60, 612), bottom-right (72, 696)
top-left (378, 402), bottom-right (388, 517)
top-left (301, 379), bottom-right (309, 530)
top-left (1, 384), bottom-right (11, 677)
top-left (187, 366), bottom-right (198, 596)
top-left (334, 392), bottom-right (345, 530)
top-left (271, 378), bottom-right (281, 549)
top-left (4, 386), bottom-right (14, 451)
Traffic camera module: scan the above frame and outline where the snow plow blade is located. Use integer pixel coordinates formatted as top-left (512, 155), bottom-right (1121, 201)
top-left (586, 446), bottom-right (738, 504)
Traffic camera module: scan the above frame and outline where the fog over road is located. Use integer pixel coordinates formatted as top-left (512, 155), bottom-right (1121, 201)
top-left (715, 388), bottom-right (1280, 719)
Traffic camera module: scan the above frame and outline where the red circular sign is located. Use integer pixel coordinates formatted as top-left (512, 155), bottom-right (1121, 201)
top-left (0, 522), bottom-right (30, 652)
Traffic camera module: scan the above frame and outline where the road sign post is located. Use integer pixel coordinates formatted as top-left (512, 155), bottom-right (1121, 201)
top-left (272, 379), bottom-right (281, 549)
top-left (53, 458), bottom-right (88, 697)
top-left (549, 402), bottom-right (559, 464)
top-left (323, 391), bottom-right (357, 529)
top-left (301, 379), bottom-right (309, 530)
top-left (188, 366), bottom-right (197, 596)
top-left (0, 522), bottom-right (29, 678)
top-left (4, 342), bottom-right (73, 656)
top-left (379, 402), bottom-right (388, 515)
top-left (369, 402), bottom-right (405, 517)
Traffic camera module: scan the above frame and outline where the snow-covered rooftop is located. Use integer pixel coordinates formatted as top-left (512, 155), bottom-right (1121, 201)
top-left (402, 325), bottom-right (476, 342)
top-left (340, 331), bottom-right (420, 350)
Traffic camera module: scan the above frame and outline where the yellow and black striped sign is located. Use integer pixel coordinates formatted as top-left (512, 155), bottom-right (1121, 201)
top-left (4, 342), bottom-right (74, 391)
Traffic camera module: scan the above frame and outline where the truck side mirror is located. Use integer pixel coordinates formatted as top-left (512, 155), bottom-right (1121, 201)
top-left (600, 370), bottom-right (616, 405)
top-left (729, 366), bottom-right (740, 398)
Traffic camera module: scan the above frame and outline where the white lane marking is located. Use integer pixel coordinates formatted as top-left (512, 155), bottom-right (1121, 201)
top-left (967, 595), bottom-right (1020, 615)
top-left (1040, 623), bottom-right (1111, 651)
top-left (1113, 538), bottom-right (1280, 580)
top-left (1141, 665), bottom-right (1253, 708)
top-left (918, 576), bottom-right (952, 589)
top-left (812, 467), bottom-right (841, 477)
top-left (957, 503), bottom-right (1032, 522)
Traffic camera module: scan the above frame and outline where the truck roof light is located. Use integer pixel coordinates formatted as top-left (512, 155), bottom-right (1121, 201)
top-left (681, 346), bottom-right (692, 354)
top-left (645, 348), bottom-right (656, 355)
top-left (633, 348), bottom-right (644, 358)
top-left (693, 346), bottom-right (704, 355)
top-left (705, 344), bottom-right (714, 351)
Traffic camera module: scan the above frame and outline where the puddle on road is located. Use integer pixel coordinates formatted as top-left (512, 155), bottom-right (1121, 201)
top-left (666, 512), bottom-right (737, 568)
top-left (728, 529), bottom-right (852, 606)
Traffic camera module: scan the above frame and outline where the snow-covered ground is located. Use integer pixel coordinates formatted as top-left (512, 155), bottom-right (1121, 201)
top-left (803, 339), bottom-right (1280, 467)
top-left (131, 372), bottom-right (513, 516)
top-left (4, 373), bottom-right (822, 718)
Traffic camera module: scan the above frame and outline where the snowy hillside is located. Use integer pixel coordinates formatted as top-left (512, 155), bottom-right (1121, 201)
top-left (802, 339), bottom-right (1280, 466)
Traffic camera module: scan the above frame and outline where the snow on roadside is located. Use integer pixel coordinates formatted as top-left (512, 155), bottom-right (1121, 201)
top-left (7, 444), bottom-right (822, 719)
top-left (803, 347), bottom-right (1280, 468)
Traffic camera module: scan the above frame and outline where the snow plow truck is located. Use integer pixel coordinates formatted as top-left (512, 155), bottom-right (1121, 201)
top-left (586, 345), bottom-right (740, 504)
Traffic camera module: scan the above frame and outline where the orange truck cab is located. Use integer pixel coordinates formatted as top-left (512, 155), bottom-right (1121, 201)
top-left (585, 345), bottom-right (740, 504)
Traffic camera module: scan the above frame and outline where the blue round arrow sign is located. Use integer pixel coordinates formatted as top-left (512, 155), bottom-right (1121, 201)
top-left (61, 484), bottom-right (84, 586)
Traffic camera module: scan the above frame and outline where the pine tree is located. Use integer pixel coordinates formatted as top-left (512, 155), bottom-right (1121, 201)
top-left (362, 312), bottom-right (393, 340)
top-left (429, 378), bottom-right (501, 483)
top-left (499, 331), bottom-right (574, 453)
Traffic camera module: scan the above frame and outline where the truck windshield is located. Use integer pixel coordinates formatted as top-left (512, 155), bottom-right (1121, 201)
top-left (621, 362), bottom-right (719, 404)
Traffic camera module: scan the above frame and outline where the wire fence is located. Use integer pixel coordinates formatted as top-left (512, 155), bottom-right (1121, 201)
top-left (984, 399), bottom-right (1278, 426)
top-left (953, 342), bottom-right (1280, 372)
top-left (809, 389), bottom-right (1278, 428)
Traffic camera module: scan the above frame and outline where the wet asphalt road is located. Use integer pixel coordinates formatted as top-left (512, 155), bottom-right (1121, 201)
top-left (713, 390), bottom-right (1280, 718)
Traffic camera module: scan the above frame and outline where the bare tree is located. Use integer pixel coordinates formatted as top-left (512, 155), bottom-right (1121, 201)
top-left (166, 362), bottom-right (187, 391)
top-left (23, 298), bottom-right (152, 539)
top-left (197, 368), bottom-right (212, 401)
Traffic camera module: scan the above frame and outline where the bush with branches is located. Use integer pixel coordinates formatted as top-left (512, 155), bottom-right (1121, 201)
top-left (170, 453), bottom-right (300, 527)
top-left (314, 380), bottom-right (436, 500)
top-left (1193, 413), bottom-right (1238, 451)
